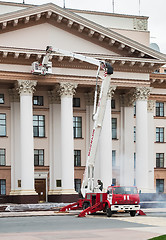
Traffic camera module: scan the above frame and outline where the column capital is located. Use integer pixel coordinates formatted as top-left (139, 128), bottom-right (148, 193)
top-left (9, 88), bottom-right (20, 102)
top-left (48, 85), bottom-right (61, 104)
top-left (147, 100), bottom-right (155, 112)
top-left (17, 80), bottom-right (37, 95)
top-left (134, 87), bottom-right (150, 101)
top-left (107, 85), bottom-right (116, 99)
top-left (59, 82), bottom-right (77, 97)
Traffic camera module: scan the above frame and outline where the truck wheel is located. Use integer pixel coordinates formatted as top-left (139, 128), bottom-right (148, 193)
top-left (130, 211), bottom-right (136, 217)
top-left (106, 206), bottom-right (112, 217)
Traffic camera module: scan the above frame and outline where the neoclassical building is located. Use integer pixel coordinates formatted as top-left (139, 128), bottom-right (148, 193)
top-left (0, 1), bottom-right (166, 203)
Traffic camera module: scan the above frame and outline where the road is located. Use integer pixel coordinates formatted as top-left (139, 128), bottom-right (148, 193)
top-left (0, 212), bottom-right (165, 240)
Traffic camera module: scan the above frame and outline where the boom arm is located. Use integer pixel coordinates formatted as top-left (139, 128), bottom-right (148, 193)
top-left (81, 64), bottom-right (113, 198)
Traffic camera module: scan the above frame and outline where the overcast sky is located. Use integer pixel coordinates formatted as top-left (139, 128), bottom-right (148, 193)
top-left (2, 0), bottom-right (166, 53)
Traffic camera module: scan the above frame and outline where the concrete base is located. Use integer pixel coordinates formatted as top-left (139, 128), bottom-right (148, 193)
top-left (0, 195), bottom-right (39, 204)
top-left (48, 193), bottom-right (79, 203)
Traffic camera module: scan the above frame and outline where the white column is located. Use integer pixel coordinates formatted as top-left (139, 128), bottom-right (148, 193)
top-left (48, 88), bottom-right (62, 194)
top-left (147, 100), bottom-right (155, 192)
top-left (135, 87), bottom-right (150, 193)
top-left (9, 89), bottom-right (21, 195)
top-left (59, 83), bottom-right (77, 194)
top-left (100, 86), bottom-right (116, 190)
top-left (17, 80), bottom-right (37, 195)
top-left (120, 93), bottom-right (134, 186)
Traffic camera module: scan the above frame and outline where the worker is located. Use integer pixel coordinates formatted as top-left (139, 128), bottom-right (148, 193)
top-left (97, 179), bottom-right (103, 191)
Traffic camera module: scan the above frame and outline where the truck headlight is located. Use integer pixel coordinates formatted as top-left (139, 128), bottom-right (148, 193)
top-left (135, 201), bottom-right (137, 204)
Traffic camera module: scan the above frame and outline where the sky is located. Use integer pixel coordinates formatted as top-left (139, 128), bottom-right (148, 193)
top-left (2, 0), bottom-right (166, 53)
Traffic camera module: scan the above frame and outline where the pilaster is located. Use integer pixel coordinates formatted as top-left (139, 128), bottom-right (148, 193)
top-left (147, 100), bottom-right (155, 192)
top-left (99, 86), bottom-right (116, 190)
top-left (48, 86), bottom-right (62, 196)
top-left (120, 91), bottom-right (135, 186)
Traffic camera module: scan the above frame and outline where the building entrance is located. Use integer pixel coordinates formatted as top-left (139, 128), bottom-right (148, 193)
top-left (35, 179), bottom-right (46, 202)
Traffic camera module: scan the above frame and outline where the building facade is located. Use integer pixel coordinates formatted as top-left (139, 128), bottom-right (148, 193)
top-left (0, 1), bottom-right (166, 203)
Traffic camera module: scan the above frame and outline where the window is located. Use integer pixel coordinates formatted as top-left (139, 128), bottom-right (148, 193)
top-left (112, 178), bottom-right (116, 186)
top-left (73, 116), bottom-right (82, 138)
top-left (112, 118), bottom-right (117, 139)
top-left (111, 99), bottom-right (115, 109)
top-left (74, 150), bottom-right (81, 166)
top-left (156, 153), bottom-right (164, 168)
top-left (33, 115), bottom-right (45, 137)
top-left (73, 98), bottom-right (80, 107)
top-left (156, 102), bottom-right (164, 117)
top-left (134, 153), bottom-right (136, 169)
top-left (0, 94), bottom-right (4, 104)
top-left (156, 179), bottom-right (164, 193)
top-left (0, 179), bottom-right (6, 195)
top-left (134, 102), bottom-right (136, 116)
top-left (33, 96), bottom-right (44, 106)
top-left (134, 126), bottom-right (136, 142)
top-left (0, 149), bottom-right (5, 166)
top-left (34, 149), bottom-right (44, 166)
top-left (156, 127), bottom-right (164, 142)
top-left (112, 150), bottom-right (116, 167)
top-left (0, 114), bottom-right (6, 136)
top-left (74, 179), bottom-right (81, 194)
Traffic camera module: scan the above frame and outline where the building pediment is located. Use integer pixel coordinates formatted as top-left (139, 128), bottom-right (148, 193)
top-left (0, 2), bottom-right (166, 72)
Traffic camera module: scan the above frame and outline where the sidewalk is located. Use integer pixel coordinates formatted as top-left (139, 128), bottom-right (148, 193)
top-left (0, 202), bottom-right (166, 218)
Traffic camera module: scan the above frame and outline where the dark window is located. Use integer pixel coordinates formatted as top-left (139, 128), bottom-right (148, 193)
top-left (156, 102), bottom-right (164, 117)
top-left (112, 178), bottom-right (116, 186)
top-left (112, 118), bottom-right (117, 139)
top-left (34, 149), bottom-right (44, 166)
top-left (74, 150), bottom-right (81, 166)
top-left (74, 179), bottom-right (81, 194)
top-left (33, 96), bottom-right (44, 106)
top-left (156, 179), bottom-right (164, 193)
top-left (33, 115), bottom-right (45, 137)
top-left (156, 127), bottom-right (164, 142)
top-left (0, 149), bottom-right (5, 166)
top-left (111, 99), bottom-right (115, 109)
top-left (0, 179), bottom-right (6, 195)
top-left (154, 69), bottom-right (159, 73)
top-left (73, 98), bottom-right (80, 107)
top-left (134, 152), bottom-right (136, 169)
top-left (134, 102), bottom-right (136, 116)
top-left (73, 117), bottom-right (82, 138)
top-left (0, 94), bottom-right (4, 104)
top-left (156, 153), bottom-right (164, 168)
top-left (112, 150), bottom-right (116, 167)
top-left (134, 126), bottom-right (136, 142)
top-left (0, 114), bottom-right (6, 136)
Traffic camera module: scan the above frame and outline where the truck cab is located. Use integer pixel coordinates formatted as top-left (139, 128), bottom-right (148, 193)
top-left (106, 186), bottom-right (140, 217)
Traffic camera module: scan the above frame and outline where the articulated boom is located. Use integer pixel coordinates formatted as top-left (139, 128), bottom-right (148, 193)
top-left (81, 65), bottom-right (113, 198)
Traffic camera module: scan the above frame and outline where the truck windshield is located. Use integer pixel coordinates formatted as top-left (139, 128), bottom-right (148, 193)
top-left (113, 187), bottom-right (137, 194)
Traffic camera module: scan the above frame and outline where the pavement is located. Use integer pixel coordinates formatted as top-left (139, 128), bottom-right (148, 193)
top-left (0, 203), bottom-right (166, 240)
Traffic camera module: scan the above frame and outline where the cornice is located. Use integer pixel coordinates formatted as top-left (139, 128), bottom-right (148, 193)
top-left (150, 73), bottom-right (166, 85)
top-left (0, 46), bottom-right (164, 72)
top-left (0, 3), bottom-right (165, 61)
top-left (0, 70), bottom-right (150, 88)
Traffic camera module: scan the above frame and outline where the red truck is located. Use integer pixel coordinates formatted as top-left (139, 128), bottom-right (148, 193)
top-left (60, 185), bottom-right (141, 217)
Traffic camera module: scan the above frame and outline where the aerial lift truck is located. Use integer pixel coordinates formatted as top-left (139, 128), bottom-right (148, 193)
top-left (32, 46), bottom-right (143, 217)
